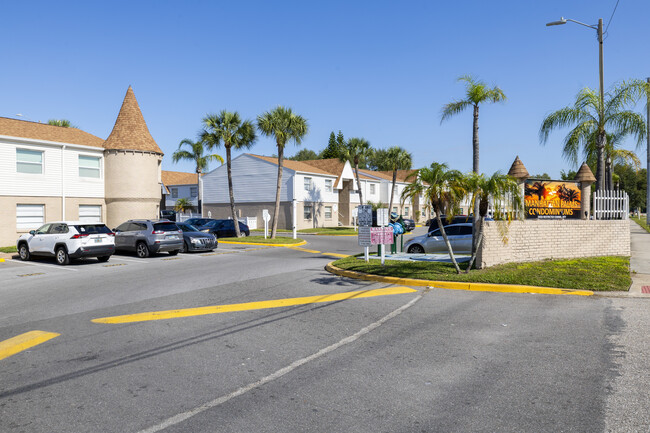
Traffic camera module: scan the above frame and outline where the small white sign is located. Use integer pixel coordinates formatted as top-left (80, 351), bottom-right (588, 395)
top-left (208, 211), bottom-right (212, 218)
top-left (357, 205), bottom-right (372, 227)
top-left (262, 209), bottom-right (270, 222)
top-left (358, 226), bottom-right (371, 246)
top-left (376, 208), bottom-right (389, 226)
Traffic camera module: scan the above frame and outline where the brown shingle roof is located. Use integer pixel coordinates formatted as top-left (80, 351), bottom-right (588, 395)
top-left (104, 86), bottom-right (163, 154)
top-left (0, 117), bottom-right (105, 148)
top-left (575, 162), bottom-right (596, 183)
top-left (162, 170), bottom-right (198, 186)
top-left (507, 156), bottom-right (529, 179)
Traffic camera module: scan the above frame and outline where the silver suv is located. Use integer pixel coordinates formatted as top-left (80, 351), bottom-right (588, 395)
top-left (113, 219), bottom-right (183, 258)
top-left (17, 221), bottom-right (115, 265)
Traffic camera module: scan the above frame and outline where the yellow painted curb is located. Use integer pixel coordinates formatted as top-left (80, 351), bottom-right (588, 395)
top-left (219, 240), bottom-right (307, 247)
top-left (0, 258), bottom-right (5, 263)
top-left (325, 262), bottom-right (593, 296)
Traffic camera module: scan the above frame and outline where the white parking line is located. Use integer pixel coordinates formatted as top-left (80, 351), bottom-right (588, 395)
top-left (109, 256), bottom-right (149, 263)
top-left (10, 260), bottom-right (78, 272)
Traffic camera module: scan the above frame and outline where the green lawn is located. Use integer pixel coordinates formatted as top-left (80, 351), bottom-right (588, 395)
top-left (219, 236), bottom-right (305, 244)
top-left (0, 246), bottom-right (17, 253)
top-left (298, 227), bottom-right (358, 235)
top-left (631, 216), bottom-right (650, 233)
top-left (331, 255), bottom-right (631, 291)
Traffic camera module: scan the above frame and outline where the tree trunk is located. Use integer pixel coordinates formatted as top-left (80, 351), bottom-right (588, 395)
top-left (596, 130), bottom-right (606, 191)
top-left (226, 146), bottom-right (241, 237)
top-left (389, 170), bottom-right (396, 214)
top-left (197, 167), bottom-right (202, 217)
top-left (355, 163), bottom-right (364, 206)
top-left (436, 213), bottom-right (461, 274)
top-left (271, 145), bottom-right (284, 238)
top-left (466, 216), bottom-right (484, 272)
top-left (472, 104), bottom-right (479, 174)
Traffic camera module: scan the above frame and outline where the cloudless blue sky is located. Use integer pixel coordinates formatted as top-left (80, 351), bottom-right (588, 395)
top-left (2, 0), bottom-right (649, 178)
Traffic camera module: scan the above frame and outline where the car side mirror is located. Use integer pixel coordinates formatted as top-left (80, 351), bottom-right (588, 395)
top-left (29, 230), bottom-right (35, 235)
top-left (112, 228), bottom-right (118, 232)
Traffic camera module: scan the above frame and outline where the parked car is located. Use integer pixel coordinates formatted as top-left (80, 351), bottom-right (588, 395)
top-left (160, 209), bottom-right (177, 221)
top-left (196, 219), bottom-right (250, 238)
top-left (427, 215), bottom-right (472, 233)
top-left (404, 223), bottom-right (473, 254)
top-left (184, 217), bottom-right (212, 227)
top-left (17, 221), bottom-right (115, 265)
top-left (402, 218), bottom-right (416, 232)
top-left (176, 222), bottom-right (217, 253)
top-left (113, 219), bottom-right (183, 258)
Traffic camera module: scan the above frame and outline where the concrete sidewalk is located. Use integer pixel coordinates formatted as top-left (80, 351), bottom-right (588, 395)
top-left (629, 220), bottom-right (650, 297)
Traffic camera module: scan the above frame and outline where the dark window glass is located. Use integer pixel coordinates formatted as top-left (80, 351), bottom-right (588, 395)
top-left (35, 224), bottom-right (51, 235)
top-left (115, 223), bottom-right (130, 232)
top-left (153, 222), bottom-right (179, 232)
top-left (178, 224), bottom-right (199, 232)
top-left (444, 226), bottom-right (461, 236)
top-left (458, 226), bottom-right (473, 235)
top-left (75, 224), bottom-right (111, 234)
top-left (50, 223), bottom-right (69, 234)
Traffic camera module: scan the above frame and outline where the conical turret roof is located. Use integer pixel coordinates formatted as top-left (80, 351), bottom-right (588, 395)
top-left (104, 86), bottom-right (163, 154)
top-left (507, 156), bottom-right (529, 179)
top-left (575, 162), bottom-right (596, 183)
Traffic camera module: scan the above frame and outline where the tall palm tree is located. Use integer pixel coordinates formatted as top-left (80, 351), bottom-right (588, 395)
top-left (202, 111), bottom-right (257, 237)
top-left (374, 146), bottom-right (412, 214)
top-left (539, 80), bottom-right (647, 191)
top-left (339, 137), bottom-right (371, 206)
top-left (172, 138), bottom-right (224, 216)
top-left (401, 163), bottom-right (466, 273)
top-left (257, 106), bottom-right (309, 238)
top-left (463, 172), bottom-right (523, 272)
top-left (441, 75), bottom-right (507, 173)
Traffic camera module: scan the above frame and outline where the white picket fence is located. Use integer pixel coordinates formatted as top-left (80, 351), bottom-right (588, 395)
top-left (593, 190), bottom-right (629, 220)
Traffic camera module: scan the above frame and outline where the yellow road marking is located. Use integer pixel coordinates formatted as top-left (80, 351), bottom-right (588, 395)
top-left (288, 246), bottom-right (321, 254)
top-left (92, 286), bottom-right (418, 324)
top-left (323, 253), bottom-right (349, 258)
top-left (0, 331), bottom-right (60, 361)
top-left (18, 272), bottom-right (45, 277)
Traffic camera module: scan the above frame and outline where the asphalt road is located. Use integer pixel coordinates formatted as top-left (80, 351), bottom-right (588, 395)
top-left (0, 231), bottom-right (648, 432)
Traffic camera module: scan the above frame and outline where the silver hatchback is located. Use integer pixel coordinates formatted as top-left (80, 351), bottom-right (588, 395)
top-left (113, 219), bottom-right (183, 258)
top-left (404, 223), bottom-right (473, 254)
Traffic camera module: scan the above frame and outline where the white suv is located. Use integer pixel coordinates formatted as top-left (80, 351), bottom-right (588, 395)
top-left (17, 221), bottom-right (116, 265)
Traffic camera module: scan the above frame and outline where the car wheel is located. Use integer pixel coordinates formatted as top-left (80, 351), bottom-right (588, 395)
top-left (55, 247), bottom-right (70, 265)
top-left (136, 242), bottom-right (150, 258)
top-left (18, 244), bottom-right (31, 261)
top-left (181, 241), bottom-right (189, 253)
top-left (169, 250), bottom-right (179, 256)
top-left (407, 244), bottom-right (425, 254)
top-left (97, 256), bottom-right (110, 263)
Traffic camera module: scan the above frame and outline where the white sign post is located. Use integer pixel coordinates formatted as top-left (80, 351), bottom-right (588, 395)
top-left (262, 209), bottom-right (270, 239)
top-left (377, 208), bottom-right (389, 265)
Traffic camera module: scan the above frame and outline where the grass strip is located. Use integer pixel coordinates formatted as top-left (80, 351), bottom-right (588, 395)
top-left (331, 255), bottom-right (631, 292)
top-left (219, 236), bottom-right (305, 244)
top-left (0, 246), bottom-right (17, 253)
top-left (298, 227), bottom-right (358, 235)
top-left (631, 216), bottom-right (650, 233)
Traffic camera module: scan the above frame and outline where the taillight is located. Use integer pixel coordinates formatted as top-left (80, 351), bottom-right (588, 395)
top-left (71, 234), bottom-right (89, 239)
top-left (108, 232), bottom-right (115, 237)
top-left (152, 230), bottom-right (164, 234)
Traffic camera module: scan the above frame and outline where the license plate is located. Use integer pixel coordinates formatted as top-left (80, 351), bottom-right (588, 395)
top-left (167, 235), bottom-right (178, 240)
top-left (94, 238), bottom-right (102, 243)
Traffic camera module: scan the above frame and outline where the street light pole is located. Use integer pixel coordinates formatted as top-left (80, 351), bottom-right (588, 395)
top-left (546, 16), bottom-right (606, 191)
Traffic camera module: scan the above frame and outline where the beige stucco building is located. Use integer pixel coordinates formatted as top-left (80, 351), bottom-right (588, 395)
top-left (0, 87), bottom-right (163, 246)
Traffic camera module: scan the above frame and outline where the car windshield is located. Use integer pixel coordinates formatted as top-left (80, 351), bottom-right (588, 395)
top-left (153, 222), bottom-right (179, 232)
top-left (74, 224), bottom-right (111, 234)
top-left (178, 224), bottom-right (199, 232)
top-left (188, 219), bottom-right (210, 226)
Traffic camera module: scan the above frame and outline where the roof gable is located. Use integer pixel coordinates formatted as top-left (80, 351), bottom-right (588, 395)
top-left (162, 170), bottom-right (198, 186)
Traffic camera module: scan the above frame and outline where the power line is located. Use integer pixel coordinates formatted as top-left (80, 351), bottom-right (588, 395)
top-left (605, 0), bottom-right (621, 34)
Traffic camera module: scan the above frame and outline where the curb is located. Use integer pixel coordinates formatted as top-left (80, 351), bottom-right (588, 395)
top-left (219, 240), bottom-right (308, 247)
top-left (324, 262), bottom-right (594, 296)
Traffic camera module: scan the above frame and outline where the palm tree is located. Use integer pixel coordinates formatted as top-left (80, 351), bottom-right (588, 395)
top-left (172, 138), bottom-right (224, 217)
top-left (401, 163), bottom-right (466, 273)
top-left (539, 80), bottom-right (647, 191)
top-left (174, 198), bottom-right (194, 214)
top-left (339, 137), bottom-right (371, 206)
top-left (202, 111), bottom-right (257, 237)
top-left (257, 106), bottom-right (309, 238)
top-left (463, 172), bottom-right (523, 272)
top-left (441, 75), bottom-right (507, 173)
top-left (374, 146), bottom-right (412, 214)
top-left (47, 119), bottom-right (76, 128)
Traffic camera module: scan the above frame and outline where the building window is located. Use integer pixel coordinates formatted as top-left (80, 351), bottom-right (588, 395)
top-left (325, 206), bottom-right (332, 219)
top-left (171, 188), bottom-right (178, 199)
top-left (325, 179), bottom-right (332, 193)
top-left (16, 204), bottom-right (44, 230)
top-left (304, 204), bottom-right (313, 219)
top-left (392, 206), bottom-right (398, 214)
top-left (370, 184), bottom-right (376, 194)
top-left (190, 186), bottom-right (198, 197)
top-left (79, 205), bottom-right (102, 222)
top-left (79, 155), bottom-right (101, 178)
top-left (404, 206), bottom-right (409, 217)
top-left (16, 149), bottom-right (43, 174)
top-left (304, 177), bottom-right (312, 191)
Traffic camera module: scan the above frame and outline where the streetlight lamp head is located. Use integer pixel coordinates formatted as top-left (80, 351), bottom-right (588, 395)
top-left (546, 17), bottom-right (567, 26)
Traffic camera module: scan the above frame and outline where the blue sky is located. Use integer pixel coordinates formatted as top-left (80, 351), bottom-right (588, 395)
top-left (2, 0), bottom-right (649, 178)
